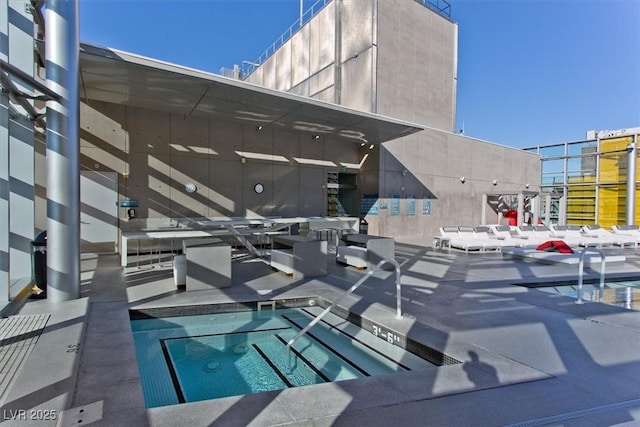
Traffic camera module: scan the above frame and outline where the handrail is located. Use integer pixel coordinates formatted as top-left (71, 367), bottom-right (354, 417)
top-left (286, 258), bottom-right (402, 351)
top-left (575, 247), bottom-right (606, 304)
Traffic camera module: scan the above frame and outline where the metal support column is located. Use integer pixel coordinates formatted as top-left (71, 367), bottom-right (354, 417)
top-left (627, 135), bottom-right (637, 225)
top-left (531, 194), bottom-right (539, 225)
top-left (517, 193), bottom-right (524, 226)
top-left (559, 195), bottom-right (567, 225)
top-left (545, 193), bottom-right (551, 226)
top-left (561, 141), bottom-right (569, 225)
top-left (481, 193), bottom-right (487, 225)
top-left (45, 0), bottom-right (80, 301)
top-left (0, 85), bottom-right (7, 303)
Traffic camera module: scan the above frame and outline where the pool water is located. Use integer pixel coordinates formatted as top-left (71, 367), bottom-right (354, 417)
top-left (534, 279), bottom-right (640, 311)
top-left (131, 306), bottom-right (437, 408)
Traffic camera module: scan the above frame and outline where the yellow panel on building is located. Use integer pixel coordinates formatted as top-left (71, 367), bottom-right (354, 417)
top-left (597, 137), bottom-right (636, 228)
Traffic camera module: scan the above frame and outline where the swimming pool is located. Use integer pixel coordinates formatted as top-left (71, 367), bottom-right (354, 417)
top-left (524, 278), bottom-right (640, 311)
top-left (130, 301), bottom-right (448, 408)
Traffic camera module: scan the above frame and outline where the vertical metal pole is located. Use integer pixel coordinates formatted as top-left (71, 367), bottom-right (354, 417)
top-left (0, 85), bottom-right (7, 304)
top-left (598, 257), bottom-right (606, 303)
top-left (300, 0), bottom-right (303, 27)
top-left (626, 134), bottom-right (637, 225)
top-left (595, 137), bottom-right (601, 224)
top-left (45, 0), bottom-right (80, 301)
top-left (562, 141), bottom-right (568, 225)
top-left (394, 262), bottom-right (402, 319)
top-left (575, 254), bottom-right (585, 304)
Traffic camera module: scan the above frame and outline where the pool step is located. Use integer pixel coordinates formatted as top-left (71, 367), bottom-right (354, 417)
top-left (289, 307), bottom-right (437, 371)
top-left (252, 333), bottom-right (363, 387)
top-left (281, 314), bottom-right (399, 377)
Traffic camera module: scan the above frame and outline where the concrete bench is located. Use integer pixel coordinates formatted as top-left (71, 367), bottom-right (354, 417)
top-left (336, 245), bottom-right (368, 269)
top-left (341, 234), bottom-right (395, 270)
top-left (270, 248), bottom-right (295, 276)
top-left (270, 236), bottom-right (327, 278)
top-left (173, 254), bottom-right (187, 287)
top-left (182, 238), bottom-right (231, 290)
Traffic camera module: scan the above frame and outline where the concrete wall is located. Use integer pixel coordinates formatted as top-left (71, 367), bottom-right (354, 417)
top-left (242, 0), bottom-right (535, 240)
top-left (366, 129), bottom-right (540, 238)
top-left (245, 1), bottom-right (338, 103)
top-left (376, 0), bottom-right (457, 131)
top-left (244, 0), bottom-right (456, 131)
top-left (79, 100), bottom-right (363, 222)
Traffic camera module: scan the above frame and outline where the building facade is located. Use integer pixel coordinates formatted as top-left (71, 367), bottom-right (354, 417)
top-left (525, 127), bottom-right (640, 228)
top-left (238, 0), bottom-right (539, 237)
top-left (2, 0), bottom-right (542, 302)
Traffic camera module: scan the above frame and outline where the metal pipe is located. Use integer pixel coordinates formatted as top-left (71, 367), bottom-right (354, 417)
top-left (561, 142), bottom-right (569, 225)
top-left (300, 0), bottom-right (303, 26)
top-left (45, 0), bottom-right (80, 301)
top-left (287, 257), bottom-right (403, 351)
top-left (627, 134), bottom-right (637, 225)
top-left (576, 247), bottom-right (605, 304)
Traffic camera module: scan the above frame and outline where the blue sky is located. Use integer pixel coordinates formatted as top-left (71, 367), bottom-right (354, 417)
top-left (79, 0), bottom-right (640, 149)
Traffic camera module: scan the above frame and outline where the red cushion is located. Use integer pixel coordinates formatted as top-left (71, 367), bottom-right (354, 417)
top-left (536, 240), bottom-right (574, 254)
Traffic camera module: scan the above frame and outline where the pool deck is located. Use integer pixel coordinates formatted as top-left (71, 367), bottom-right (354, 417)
top-left (1, 238), bottom-right (639, 426)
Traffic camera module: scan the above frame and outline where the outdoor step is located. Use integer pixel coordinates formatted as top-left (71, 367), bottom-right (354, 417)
top-left (252, 334), bottom-right (334, 387)
top-left (297, 306), bottom-right (437, 371)
top-left (281, 311), bottom-right (408, 377)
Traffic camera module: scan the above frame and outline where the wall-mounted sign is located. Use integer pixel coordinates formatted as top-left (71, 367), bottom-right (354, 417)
top-left (390, 195), bottom-right (400, 216)
top-left (406, 195), bottom-right (416, 215)
top-left (360, 194), bottom-right (379, 215)
top-left (422, 197), bottom-right (431, 215)
top-left (120, 199), bottom-right (139, 208)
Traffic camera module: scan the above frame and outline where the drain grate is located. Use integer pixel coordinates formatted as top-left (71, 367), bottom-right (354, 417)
top-left (0, 314), bottom-right (50, 406)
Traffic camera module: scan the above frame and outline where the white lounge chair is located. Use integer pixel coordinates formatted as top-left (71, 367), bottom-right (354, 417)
top-left (549, 225), bottom-right (601, 248)
top-left (438, 226), bottom-right (487, 252)
top-left (458, 226), bottom-right (501, 252)
top-left (513, 225), bottom-right (552, 246)
top-left (582, 224), bottom-right (636, 248)
top-left (611, 225), bottom-right (640, 245)
top-left (471, 226), bottom-right (510, 249)
top-left (488, 225), bottom-right (539, 248)
top-left (532, 225), bottom-right (559, 241)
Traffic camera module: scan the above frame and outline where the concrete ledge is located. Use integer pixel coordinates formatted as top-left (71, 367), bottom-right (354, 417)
top-left (502, 247), bottom-right (626, 265)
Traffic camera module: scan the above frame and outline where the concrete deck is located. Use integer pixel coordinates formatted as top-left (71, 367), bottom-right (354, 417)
top-left (1, 238), bottom-right (639, 426)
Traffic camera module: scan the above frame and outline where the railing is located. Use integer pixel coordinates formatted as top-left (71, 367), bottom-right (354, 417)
top-left (225, 0), bottom-right (452, 79)
top-left (286, 258), bottom-right (403, 353)
top-left (417, 0), bottom-right (451, 18)
top-left (575, 247), bottom-right (606, 304)
top-left (240, 0), bottom-right (332, 78)
top-left (223, 224), bottom-right (264, 258)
